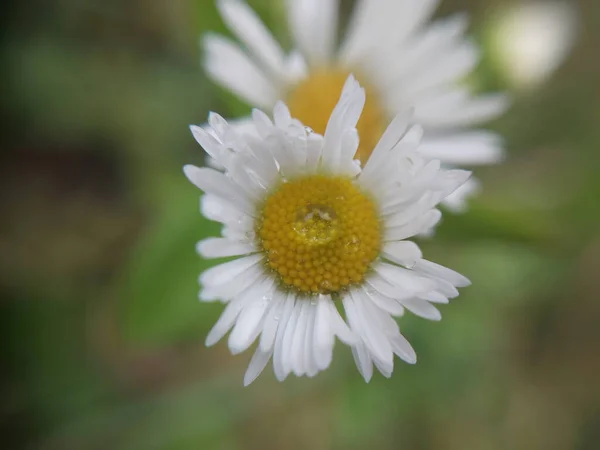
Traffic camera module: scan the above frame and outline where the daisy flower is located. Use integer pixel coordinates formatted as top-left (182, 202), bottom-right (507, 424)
top-left (184, 76), bottom-right (471, 385)
top-left (203, 0), bottom-right (508, 212)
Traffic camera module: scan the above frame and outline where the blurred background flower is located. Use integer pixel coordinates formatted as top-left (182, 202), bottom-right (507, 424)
top-left (1, 1), bottom-right (599, 449)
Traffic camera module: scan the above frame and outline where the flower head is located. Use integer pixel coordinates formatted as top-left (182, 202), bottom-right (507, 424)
top-left (203, 0), bottom-right (508, 211)
top-left (184, 76), bottom-right (470, 385)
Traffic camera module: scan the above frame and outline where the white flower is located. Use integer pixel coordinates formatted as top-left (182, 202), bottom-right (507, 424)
top-left (184, 76), bottom-right (471, 385)
top-left (202, 0), bottom-right (508, 211)
top-left (490, 1), bottom-right (578, 90)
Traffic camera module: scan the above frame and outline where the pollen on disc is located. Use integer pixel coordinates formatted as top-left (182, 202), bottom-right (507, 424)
top-left (257, 175), bottom-right (381, 295)
top-left (285, 68), bottom-right (387, 165)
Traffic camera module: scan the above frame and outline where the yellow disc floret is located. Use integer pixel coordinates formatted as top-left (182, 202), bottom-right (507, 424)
top-left (285, 68), bottom-right (387, 165)
top-left (257, 175), bottom-right (381, 294)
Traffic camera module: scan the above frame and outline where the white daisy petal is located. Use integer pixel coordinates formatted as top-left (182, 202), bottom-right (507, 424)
top-left (382, 241), bottom-right (423, 267)
top-left (313, 295), bottom-right (334, 370)
top-left (217, 0), bottom-right (287, 80)
top-left (259, 291), bottom-right (288, 352)
top-left (419, 291), bottom-right (449, 304)
top-left (400, 298), bottom-right (442, 321)
top-left (416, 259), bottom-right (471, 287)
top-left (416, 93), bottom-right (509, 129)
top-left (290, 299), bottom-right (310, 376)
top-left (273, 293), bottom-right (297, 381)
top-left (203, 34), bottom-right (279, 109)
top-left (361, 286), bottom-right (405, 317)
top-left (183, 165), bottom-right (255, 215)
top-left (205, 294), bottom-right (246, 347)
top-left (228, 278), bottom-right (275, 353)
top-left (442, 177), bottom-right (481, 213)
top-left (200, 254), bottom-right (262, 288)
top-left (390, 334), bottom-right (417, 364)
top-left (281, 300), bottom-right (302, 375)
top-left (351, 342), bottom-right (373, 382)
top-left (199, 258), bottom-right (264, 302)
top-left (303, 301), bottom-right (319, 377)
top-left (200, 194), bottom-right (252, 228)
top-left (286, 0), bottom-right (339, 65)
top-left (325, 296), bottom-right (356, 345)
top-left (196, 237), bottom-right (256, 258)
top-left (344, 291), bottom-right (393, 367)
top-left (419, 132), bottom-right (504, 166)
top-left (374, 262), bottom-right (437, 295)
top-left (243, 347), bottom-right (272, 386)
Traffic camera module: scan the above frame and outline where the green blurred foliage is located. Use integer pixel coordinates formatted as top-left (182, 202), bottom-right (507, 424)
top-left (2, 0), bottom-right (600, 449)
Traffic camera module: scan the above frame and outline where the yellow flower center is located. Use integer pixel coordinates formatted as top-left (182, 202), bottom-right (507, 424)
top-left (257, 175), bottom-right (381, 294)
top-left (285, 68), bottom-right (387, 165)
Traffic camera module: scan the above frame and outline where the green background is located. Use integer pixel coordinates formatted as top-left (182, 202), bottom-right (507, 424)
top-left (2, 0), bottom-right (599, 449)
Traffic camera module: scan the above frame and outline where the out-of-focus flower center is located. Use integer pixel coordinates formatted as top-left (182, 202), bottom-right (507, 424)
top-left (285, 69), bottom-right (386, 165)
top-left (257, 175), bottom-right (381, 294)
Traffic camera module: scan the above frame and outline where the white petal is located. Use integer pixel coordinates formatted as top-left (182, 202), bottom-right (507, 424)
top-left (419, 132), bottom-right (505, 166)
top-left (373, 262), bottom-right (436, 295)
top-left (405, 42), bottom-right (479, 97)
top-left (361, 286), bottom-right (405, 316)
top-left (382, 241), bottom-right (423, 267)
top-left (366, 275), bottom-right (414, 302)
top-left (273, 293), bottom-right (297, 381)
top-left (390, 334), bottom-right (417, 364)
top-left (376, 13), bottom-right (469, 90)
top-left (228, 279), bottom-right (275, 353)
top-left (359, 111), bottom-right (412, 185)
top-left (321, 75), bottom-right (365, 172)
top-left (313, 295), bottom-right (334, 370)
top-left (325, 296), bottom-right (355, 345)
top-left (419, 291), bottom-right (449, 304)
top-left (351, 342), bottom-right (373, 382)
top-left (281, 300), bottom-right (302, 376)
top-left (200, 254), bottom-right (263, 288)
top-left (205, 294), bottom-right (246, 346)
top-left (302, 301), bottom-right (319, 377)
top-left (344, 291), bottom-right (392, 367)
top-left (416, 259), bottom-right (471, 287)
top-left (251, 108), bottom-right (274, 138)
top-left (400, 298), bottom-right (442, 321)
top-left (189, 125), bottom-right (227, 164)
top-left (441, 177), bottom-right (480, 213)
top-left (290, 300), bottom-right (310, 376)
top-left (217, 0), bottom-right (287, 79)
top-left (286, 0), bottom-right (339, 65)
top-left (259, 291), bottom-right (289, 352)
top-left (199, 259), bottom-right (264, 302)
top-left (341, 0), bottom-right (440, 65)
top-left (243, 347), bottom-right (272, 386)
top-left (373, 357), bottom-right (393, 378)
top-left (196, 238), bottom-right (256, 258)
top-left (384, 209), bottom-right (442, 241)
top-left (416, 93), bottom-right (509, 129)
top-left (183, 165), bottom-right (255, 215)
top-left (203, 34), bottom-right (279, 109)
top-left (200, 194), bottom-right (251, 227)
